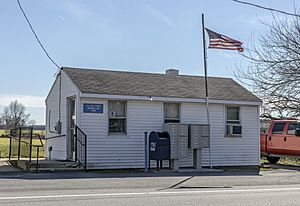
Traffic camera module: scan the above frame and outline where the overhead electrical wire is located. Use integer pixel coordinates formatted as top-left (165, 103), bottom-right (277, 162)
top-left (17, 0), bottom-right (62, 130)
top-left (233, 0), bottom-right (300, 18)
top-left (16, 0), bottom-right (60, 69)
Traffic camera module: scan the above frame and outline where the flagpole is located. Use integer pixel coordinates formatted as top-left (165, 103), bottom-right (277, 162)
top-left (202, 13), bottom-right (212, 169)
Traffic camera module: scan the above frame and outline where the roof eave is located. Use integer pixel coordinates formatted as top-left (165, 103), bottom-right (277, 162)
top-left (79, 93), bottom-right (262, 106)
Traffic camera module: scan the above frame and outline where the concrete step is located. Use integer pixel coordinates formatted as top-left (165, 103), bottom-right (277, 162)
top-left (29, 167), bottom-right (84, 173)
top-left (9, 160), bottom-right (82, 172)
top-left (28, 160), bottom-right (80, 169)
top-left (9, 160), bottom-right (28, 171)
top-left (0, 160), bottom-right (23, 173)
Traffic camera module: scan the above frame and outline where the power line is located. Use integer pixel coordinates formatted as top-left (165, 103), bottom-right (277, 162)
top-left (233, 0), bottom-right (300, 18)
top-left (16, 0), bottom-right (60, 69)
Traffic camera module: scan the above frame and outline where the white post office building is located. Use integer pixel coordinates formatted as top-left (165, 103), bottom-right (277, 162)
top-left (45, 67), bottom-right (262, 169)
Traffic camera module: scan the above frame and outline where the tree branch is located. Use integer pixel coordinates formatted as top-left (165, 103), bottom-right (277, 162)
top-left (233, 0), bottom-right (300, 18)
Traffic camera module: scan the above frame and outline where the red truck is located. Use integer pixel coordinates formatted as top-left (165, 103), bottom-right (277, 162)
top-left (261, 120), bottom-right (300, 164)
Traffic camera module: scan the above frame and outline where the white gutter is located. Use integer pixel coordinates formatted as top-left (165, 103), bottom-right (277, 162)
top-left (79, 93), bottom-right (262, 106)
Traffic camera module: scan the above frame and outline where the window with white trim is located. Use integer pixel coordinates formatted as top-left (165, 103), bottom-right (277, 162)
top-left (164, 103), bottom-right (180, 123)
top-left (225, 106), bottom-right (242, 136)
top-left (108, 100), bottom-right (126, 134)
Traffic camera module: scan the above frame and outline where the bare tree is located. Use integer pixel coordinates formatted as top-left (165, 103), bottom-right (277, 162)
top-left (1, 100), bottom-right (31, 129)
top-left (0, 116), bottom-right (4, 126)
top-left (236, 14), bottom-right (300, 119)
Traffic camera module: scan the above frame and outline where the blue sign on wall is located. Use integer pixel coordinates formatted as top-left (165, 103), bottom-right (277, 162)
top-left (83, 104), bottom-right (103, 113)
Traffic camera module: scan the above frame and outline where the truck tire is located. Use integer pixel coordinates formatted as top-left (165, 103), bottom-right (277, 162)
top-left (267, 156), bottom-right (280, 164)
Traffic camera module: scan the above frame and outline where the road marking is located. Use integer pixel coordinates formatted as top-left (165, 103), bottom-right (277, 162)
top-left (1, 187), bottom-right (300, 200)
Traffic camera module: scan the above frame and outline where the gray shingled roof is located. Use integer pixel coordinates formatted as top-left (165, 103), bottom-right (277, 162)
top-left (62, 67), bottom-right (261, 102)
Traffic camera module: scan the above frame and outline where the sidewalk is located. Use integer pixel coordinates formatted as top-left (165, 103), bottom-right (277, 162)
top-left (0, 160), bottom-right (23, 173)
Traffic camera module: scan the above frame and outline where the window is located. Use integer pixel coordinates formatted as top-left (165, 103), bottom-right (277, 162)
top-left (287, 123), bottom-right (300, 135)
top-left (164, 103), bottom-right (180, 123)
top-left (226, 106), bottom-right (241, 135)
top-left (108, 100), bottom-right (126, 134)
top-left (271, 123), bottom-right (285, 134)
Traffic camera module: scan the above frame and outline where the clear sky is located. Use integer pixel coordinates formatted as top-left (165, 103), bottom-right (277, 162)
top-left (0, 0), bottom-right (297, 124)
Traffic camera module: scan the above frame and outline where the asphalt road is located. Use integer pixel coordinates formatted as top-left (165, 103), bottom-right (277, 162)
top-left (0, 168), bottom-right (300, 206)
top-left (1, 186), bottom-right (300, 206)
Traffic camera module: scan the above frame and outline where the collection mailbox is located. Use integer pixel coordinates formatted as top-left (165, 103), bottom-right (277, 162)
top-left (148, 131), bottom-right (171, 170)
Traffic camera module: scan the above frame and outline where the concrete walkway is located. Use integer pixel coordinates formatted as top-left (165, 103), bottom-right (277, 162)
top-left (0, 160), bottom-right (23, 173)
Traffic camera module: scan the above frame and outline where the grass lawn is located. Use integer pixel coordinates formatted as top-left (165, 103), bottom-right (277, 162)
top-left (261, 156), bottom-right (300, 165)
top-left (0, 137), bottom-right (45, 158)
top-left (0, 129), bottom-right (45, 159)
top-left (278, 157), bottom-right (300, 165)
top-left (0, 130), bottom-right (8, 136)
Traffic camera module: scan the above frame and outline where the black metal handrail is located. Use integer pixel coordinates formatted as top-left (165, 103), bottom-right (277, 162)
top-left (9, 127), bottom-right (44, 172)
top-left (31, 133), bottom-right (44, 172)
top-left (74, 125), bottom-right (87, 171)
top-left (45, 134), bottom-right (66, 140)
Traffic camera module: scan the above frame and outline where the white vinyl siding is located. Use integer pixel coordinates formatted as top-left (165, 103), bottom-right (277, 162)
top-left (76, 100), bottom-right (259, 169)
top-left (79, 99), bottom-right (163, 169)
top-left (180, 103), bottom-right (259, 167)
top-left (45, 71), bottom-right (78, 160)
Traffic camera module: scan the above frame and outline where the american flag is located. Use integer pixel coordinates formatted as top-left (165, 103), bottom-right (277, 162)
top-left (205, 28), bottom-right (244, 52)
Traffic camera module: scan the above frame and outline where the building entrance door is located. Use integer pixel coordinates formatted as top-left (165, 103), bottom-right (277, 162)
top-left (68, 98), bottom-right (76, 160)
